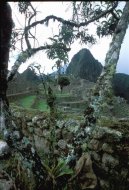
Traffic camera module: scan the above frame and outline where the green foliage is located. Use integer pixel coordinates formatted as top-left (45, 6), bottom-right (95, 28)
top-left (72, 1), bottom-right (122, 38)
top-left (57, 76), bottom-right (70, 88)
top-left (46, 36), bottom-right (69, 64)
top-left (96, 7), bottom-right (122, 37)
top-left (13, 1), bottom-right (124, 75)
top-left (75, 31), bottom-right (96, 45)
top-left (44, 159), bottom-right (73, 178)
top-left (59, 24), bottom-right (74, 45)
top-left (96, 18), bottom-right (119, 37)
top-left (18, 2), bottom-right (30, 14)
top-left (42, 159), bottom-right (73, 189)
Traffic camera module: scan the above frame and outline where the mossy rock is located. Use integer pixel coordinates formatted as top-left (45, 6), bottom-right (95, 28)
top-left (97, 116), bottom-right (129, 134)
top-left (4, 153), bottom-right (37, 190)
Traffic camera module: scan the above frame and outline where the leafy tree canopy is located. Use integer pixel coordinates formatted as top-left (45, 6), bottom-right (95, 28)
top-left (9, 1), bottom-right (123, 81)
top-left (58, 76), bottom-right (70, 87)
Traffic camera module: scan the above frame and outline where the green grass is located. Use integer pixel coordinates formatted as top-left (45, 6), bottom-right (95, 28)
top-left (36, 100), bottom-right (49, 112)
top-left (11, 90), bottom-right (76, 113)
top-left (18, 95), bottom-right (36, 108)
top-left (13, 95), bottom-right (49, 112)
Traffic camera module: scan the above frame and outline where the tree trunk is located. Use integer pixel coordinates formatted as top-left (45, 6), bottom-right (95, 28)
top-left (85, 2), bottom-right (129, 123)
top-left (0, 3), bottom-right (13, 107)
top-left (0, 3), bottom-right (48, 189)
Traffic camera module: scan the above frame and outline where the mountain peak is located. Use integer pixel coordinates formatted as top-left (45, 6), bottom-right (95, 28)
top-left (66, 48), bottom-right (103, 82)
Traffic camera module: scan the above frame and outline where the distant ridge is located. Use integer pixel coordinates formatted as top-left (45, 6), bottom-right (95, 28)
top-left (112, 73), bottom-right (129, 103)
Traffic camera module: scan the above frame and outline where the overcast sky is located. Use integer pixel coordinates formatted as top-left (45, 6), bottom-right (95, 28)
top-left (9, 2), bottom-right (129, 75)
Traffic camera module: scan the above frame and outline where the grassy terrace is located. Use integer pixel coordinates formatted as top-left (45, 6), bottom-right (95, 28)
top-left (35, 100), bottom-right (49, 112)
top-left (11, 91), bottom-right (82, 113)
top-left (13, 95), bottom-right (49, 112)
top-left (18, 95), bottom-right (36, 109)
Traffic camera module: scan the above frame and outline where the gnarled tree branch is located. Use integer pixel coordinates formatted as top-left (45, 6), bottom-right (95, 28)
top-left (7, 45), bottom-right (70, 82)
top-left (85, 1), bottom-right (129, 124)
top-left (24, 1), bottom-right (118, 33)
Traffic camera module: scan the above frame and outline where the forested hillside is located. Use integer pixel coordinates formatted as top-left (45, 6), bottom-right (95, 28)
top-left (112, 73), bottom-right (129, 103)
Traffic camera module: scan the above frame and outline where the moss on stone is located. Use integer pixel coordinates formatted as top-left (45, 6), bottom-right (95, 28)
top-left (97, 116), bottom-right (129, 133)
top-left (5, 153), bottom-right (37, 190)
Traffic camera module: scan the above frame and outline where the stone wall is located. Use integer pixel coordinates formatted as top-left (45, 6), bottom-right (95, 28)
top-left (10, 105), bottom-right (129, 190)
top-left (11, 109), bottom-right (82, 159)
top-left (86, 117), bottom-right (129, 190)
top-left (68, 79), bottom-right (95, 101)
